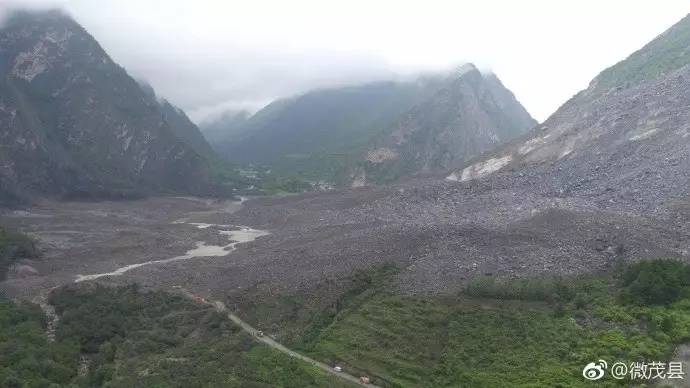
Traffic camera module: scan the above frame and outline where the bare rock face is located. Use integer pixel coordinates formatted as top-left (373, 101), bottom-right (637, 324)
top-left (452, 67), bottom-right (690, 188)
top-left (361, 64), bottom-right (536, 184)
top-left (0, 10), bottom-right (213, 203)
top-left (449, 14), bottom-right (690, 207)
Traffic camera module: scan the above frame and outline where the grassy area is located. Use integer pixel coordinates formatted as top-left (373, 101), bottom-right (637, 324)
top-left (234, 265), bottom-right (398, 348)
top-left (594, 14), bottom-right (690, 90)
top-left (257, 174), bottom-right (314, 195)
top-left (1, 284), bottom-right (353, 387)
top-left (296, 266), bottom-right (399, 350)
top-left (298, 259), bottom-right (690, 387)
top-left (210, 158), bottom-right (326, 196)
top-left (305, 295), bottom-right (455, 386)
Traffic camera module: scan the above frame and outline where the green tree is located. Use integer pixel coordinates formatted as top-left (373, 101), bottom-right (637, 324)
top-left (619, 259), bottom-right (690, 305)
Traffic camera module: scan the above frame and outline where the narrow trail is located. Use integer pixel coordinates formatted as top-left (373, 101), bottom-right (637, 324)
top-left (178, 288), bottom-right (380, 388)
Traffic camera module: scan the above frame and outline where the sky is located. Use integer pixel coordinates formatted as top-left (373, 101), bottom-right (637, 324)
top-left (2, 0), bottom-right (690, 124)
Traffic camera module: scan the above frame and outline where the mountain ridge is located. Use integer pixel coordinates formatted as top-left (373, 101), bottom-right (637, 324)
top-left (208, 66), bottom-right (535, 186)
top-left (449, 13), bottom-right (690, 188)
top-left (356, 64), bottom-right (536, 185)
top-left (0, 9), bottom-right (216, 203)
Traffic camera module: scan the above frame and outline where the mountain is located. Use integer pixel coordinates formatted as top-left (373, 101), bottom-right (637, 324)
top-left (211, 77), bottom-right (447, 182)
top-left (211, 67), bottom-right (535, 185)
top-left (448, 14), bottom-right (690, 215)
top-left (0, 10), bottom-right (214, 203)
top-left (356, 64), bottom-right (536, 185)
top-left (137, 79), bottom-right (216, 160)
top-left (160, 100), bottom-right (215, 160)
top-left (200, 109), bottom-right (250, 146)
top-left (215, 14), bottom-right (690, 310)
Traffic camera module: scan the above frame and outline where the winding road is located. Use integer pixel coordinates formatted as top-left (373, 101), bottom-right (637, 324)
top-left (178, 289), bottom-right (379, 388)
top-left (65, 197), bottom-right (379, 388)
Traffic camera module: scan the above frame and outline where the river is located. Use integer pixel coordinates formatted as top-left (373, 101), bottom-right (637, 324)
top-left (74, 198), bottom-right (269, 283)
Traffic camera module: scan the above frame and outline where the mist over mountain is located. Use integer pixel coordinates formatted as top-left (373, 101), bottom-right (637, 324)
top-left (136, 79), bottom-right (216, 160)
top-left (208, 67), bottom-right (535, 185)
top-left (357, 64), bottom-right (536, 185)
top-left (199, 109), bottom-right (250, 146)
top-left (0, 10), bottom-right (214, 203)
top-left (208, 76), bottom-right (446, 182)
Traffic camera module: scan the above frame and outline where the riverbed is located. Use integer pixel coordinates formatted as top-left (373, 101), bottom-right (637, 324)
top-left (0, 196), bottom-right (266, 300)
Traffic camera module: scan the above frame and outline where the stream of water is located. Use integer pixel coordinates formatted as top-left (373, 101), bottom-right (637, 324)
top-left (75, 199), bottom-right (268, 282)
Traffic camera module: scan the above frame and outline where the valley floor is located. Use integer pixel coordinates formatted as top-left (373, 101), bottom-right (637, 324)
top-left (1, 177), bottom-right (689, 386)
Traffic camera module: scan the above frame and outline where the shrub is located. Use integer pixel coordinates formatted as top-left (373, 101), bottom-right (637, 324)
top-left (619, 259), bottom-right (690, 305)
top-left (464, 276), bottom-right (574, 303)
top-left (0, 226), bottom-right (39, 279)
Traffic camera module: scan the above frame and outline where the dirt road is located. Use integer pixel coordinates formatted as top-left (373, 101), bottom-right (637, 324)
top-left (177, 289), bottom-right (378, 388)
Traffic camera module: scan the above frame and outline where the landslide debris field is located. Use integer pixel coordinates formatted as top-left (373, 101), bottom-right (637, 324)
top-left (2, 169), bottom-right (688, 314)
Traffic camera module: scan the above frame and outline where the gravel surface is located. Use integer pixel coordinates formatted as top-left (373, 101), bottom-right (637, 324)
top-left (2, 69), bottom-right (689, 309)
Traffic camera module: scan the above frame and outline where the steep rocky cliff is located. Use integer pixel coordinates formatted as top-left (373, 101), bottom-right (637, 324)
top-left (0, 10), bottom-right (213, 203)
top-left (358, 64), bottom-right (536, 185)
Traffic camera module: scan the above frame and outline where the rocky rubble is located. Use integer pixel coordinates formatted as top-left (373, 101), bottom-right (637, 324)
top-left (2, 11), bottom-right (690, 334)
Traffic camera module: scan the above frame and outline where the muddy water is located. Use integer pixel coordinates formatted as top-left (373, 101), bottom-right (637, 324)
top-left (74, 201), bottom-right (268, 282)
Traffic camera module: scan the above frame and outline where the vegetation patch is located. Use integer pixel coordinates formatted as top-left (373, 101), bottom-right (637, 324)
top-left (301, 259), bottom-right (690, 387)
top-left (0, 301), bottom-right (80, 387)
top-left (594, 14), bottom-right (690, 90)
top-left (235, 265), bottom-right (399, 347)
top-left (1, 284), bottom-right (353, 387)
top-left (0, 226), bottom-right (39, 280)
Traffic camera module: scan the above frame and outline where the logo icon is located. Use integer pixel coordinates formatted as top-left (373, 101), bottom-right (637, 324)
top-left (583, 360), bottom-right (608, 380)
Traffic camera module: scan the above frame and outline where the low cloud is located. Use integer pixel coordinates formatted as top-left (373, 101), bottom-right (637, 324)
top-left (3, 0), bottom-right (690, 123)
